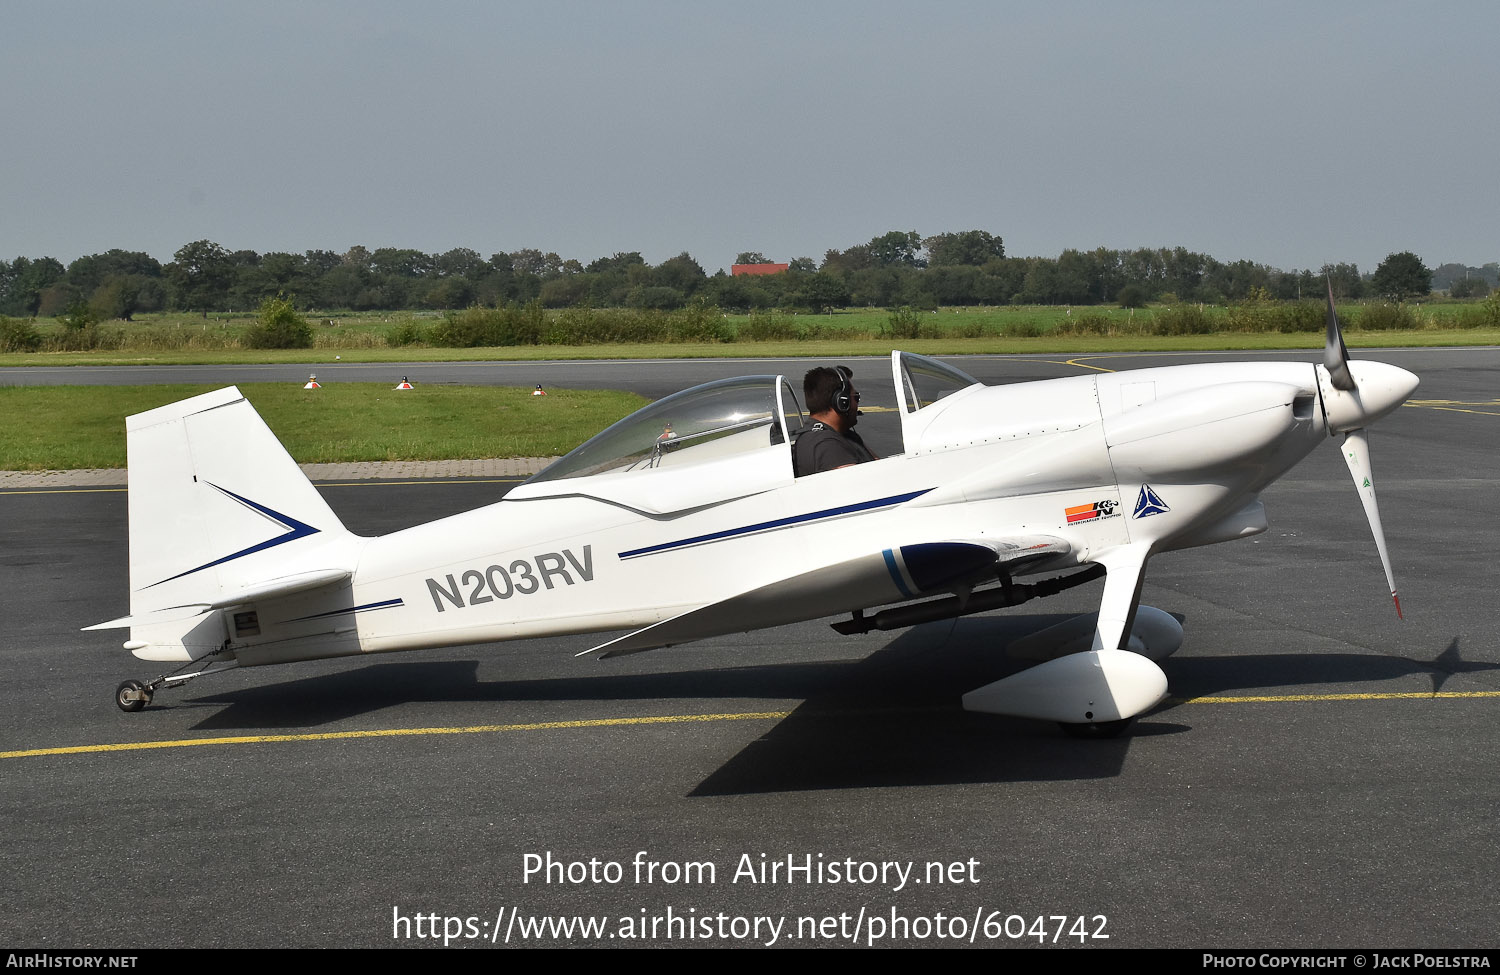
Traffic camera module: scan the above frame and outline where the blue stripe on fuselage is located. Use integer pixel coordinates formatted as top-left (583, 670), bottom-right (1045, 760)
top-left (617, 488), bottom-right (932, 560)
top-left (281, 598), bottom-right (403, 623)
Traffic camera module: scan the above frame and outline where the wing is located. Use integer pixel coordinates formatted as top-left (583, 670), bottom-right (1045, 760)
top-left (589, 536), bottom-right (1071, 658)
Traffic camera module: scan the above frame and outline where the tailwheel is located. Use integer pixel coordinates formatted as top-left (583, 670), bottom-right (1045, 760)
top-left (1059, 718), bottom-right (1132, 739)
top-left (116, 679), bottom-right (152, 713)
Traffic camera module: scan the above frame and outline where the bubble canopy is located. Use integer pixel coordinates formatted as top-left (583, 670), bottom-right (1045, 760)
top-left (528, 375), bottom-right (804, 483)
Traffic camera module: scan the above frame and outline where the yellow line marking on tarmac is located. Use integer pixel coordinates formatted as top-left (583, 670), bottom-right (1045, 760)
top-left (1062, 358), bottom-right (1118, 373)
top-left (1408, 398), bottom-right (1500, 406)
top-left (0, 711), bottom-right (793, 760)
top-left (7, 691), bottom-right (1499, 760)
top-left (1405, 399), bottom-right (1500, 416)
top-left (1409, 407), bottom-right (1500, 416)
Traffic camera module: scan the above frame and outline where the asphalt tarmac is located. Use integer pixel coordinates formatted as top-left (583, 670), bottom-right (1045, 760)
top-left (1, 350), bottom-right (1496, 949)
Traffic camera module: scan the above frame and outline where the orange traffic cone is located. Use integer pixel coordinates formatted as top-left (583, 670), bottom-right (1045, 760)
top-left (304, 374), bottom-right (320, 389)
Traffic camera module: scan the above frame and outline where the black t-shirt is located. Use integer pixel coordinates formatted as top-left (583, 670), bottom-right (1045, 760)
top-left (794, 422), bottom-right (875, 475)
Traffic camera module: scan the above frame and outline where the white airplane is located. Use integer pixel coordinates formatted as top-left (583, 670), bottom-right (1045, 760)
top-left (91, 293), bottom-right (1417, 737)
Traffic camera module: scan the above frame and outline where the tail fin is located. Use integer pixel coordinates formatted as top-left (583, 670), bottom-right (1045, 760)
top-left (88, 387), bottom-right (358, 661)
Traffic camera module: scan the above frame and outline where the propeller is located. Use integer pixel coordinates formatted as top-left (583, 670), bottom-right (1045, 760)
top-left (1341, 427), bottom-right (1401, 618)
top-left (1323, 279), bottom-right (1355, 391)
top-left (1320, 279), bottom-right (1415, 618)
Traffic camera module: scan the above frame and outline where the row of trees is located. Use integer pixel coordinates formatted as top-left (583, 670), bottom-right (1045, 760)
top-left (0, 231), bottom-right (1460, 320)
top-left (1432, 261), bottom-right (1500, 296)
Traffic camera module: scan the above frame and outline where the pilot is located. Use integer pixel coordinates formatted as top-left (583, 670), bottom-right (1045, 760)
top-left (795, 365), bottom-right (877, 475)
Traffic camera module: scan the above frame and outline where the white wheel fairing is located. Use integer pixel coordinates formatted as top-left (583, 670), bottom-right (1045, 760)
top-left (961, 649), bottom-right (1168, 723)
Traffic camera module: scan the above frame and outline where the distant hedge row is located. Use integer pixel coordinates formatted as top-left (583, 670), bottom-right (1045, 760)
top-left (1053, 294), bottom-right (1500, 338)
top-left (3, 294), bottom-right (1498, 355)
top-left (393, 300), bottom-right (741, 346)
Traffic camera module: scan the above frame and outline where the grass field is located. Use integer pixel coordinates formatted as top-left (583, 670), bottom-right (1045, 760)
top-left (0, 384), bottom-right (649, 471)
top-left (4, 328), bottom-right (1497, 368)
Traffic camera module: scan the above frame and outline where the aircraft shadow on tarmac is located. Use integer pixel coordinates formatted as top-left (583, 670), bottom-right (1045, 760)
top-left (172, 617), bottom-right (1488, 795)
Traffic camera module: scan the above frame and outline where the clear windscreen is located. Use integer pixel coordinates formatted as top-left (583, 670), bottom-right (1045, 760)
top-left (898, 352), bottom-right (981, 413)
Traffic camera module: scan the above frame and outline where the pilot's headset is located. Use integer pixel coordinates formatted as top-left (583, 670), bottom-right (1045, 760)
top-left (831, 365), bottom-right (857, 418)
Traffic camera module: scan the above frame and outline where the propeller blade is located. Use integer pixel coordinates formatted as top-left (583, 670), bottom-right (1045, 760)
top-left (1324, 278), bottom-right (1355, 391)
top-left (1341, 428), bottom-right (1402, 618)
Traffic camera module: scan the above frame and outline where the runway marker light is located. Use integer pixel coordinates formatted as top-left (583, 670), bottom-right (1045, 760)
top-left (533, 384), bottom-right (547, 396)
top-left (395, 376), bottom-right (414, 390)
top-left (304, 374), bottom-right (320, 389)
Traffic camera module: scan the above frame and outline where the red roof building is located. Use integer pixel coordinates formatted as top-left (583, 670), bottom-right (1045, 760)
top-left (731, 262), bottom-right (790, 276)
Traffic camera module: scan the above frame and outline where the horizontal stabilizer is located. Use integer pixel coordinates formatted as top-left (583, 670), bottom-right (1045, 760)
top-left (592, 536), bottom-right (1069, 658)
top-left (83, 604), bottom-right (213, 631)
top-left (84, 568), bottom-right (351, 631)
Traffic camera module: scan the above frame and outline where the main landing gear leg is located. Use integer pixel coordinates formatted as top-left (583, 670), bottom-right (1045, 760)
top-left (1056, 544), bottom-right (1156, 739)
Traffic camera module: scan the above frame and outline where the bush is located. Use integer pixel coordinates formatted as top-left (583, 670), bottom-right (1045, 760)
top-left (738, 310), bottom-right (802, 341)
top-left (1273, 301), bottom-right (1325, 333)
top-left (0, 316), bottom-right (41, 352)
top-left (542, 306), bottom-right (663, 344)
top-left (58, 301), bottom-right (99, 332)
top-left (1223, 304), bottom-right (1271, 333)
top-left (1480, 292), bottom-right (1500, 327)
top-left (245, 294), bottom-right (313, 349)
top-left (545, 305), bottom-right (607, 344)
top-left (1453, 292), bottom-right (1500, 329)
top-left (1003, 320), bottom-right (1046, 338)
top-left (386, 318), bottom-right (427, 346)
top-left (666, 299), bottom-right (730, 342)
top-left (1225, 300), bottom-right (1323, 333)
top-left (44, 325), bottom-right (122, 351)
top-left (430, 307), bottom-right (502, 347)
top-left (883, 306), bottom-right (929, 340)
top-left (1149, 304), bottom-right (1215, 335)
top-left (1054, 313), bottom-right (1116, 337)
top-left (1354, 303), bottom-right (1418, 332)
top-left (429, 301), bottom-right (544, 347)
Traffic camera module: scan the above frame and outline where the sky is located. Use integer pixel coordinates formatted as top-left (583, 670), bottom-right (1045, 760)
top-left (2, 0), bottom-right (1495, 275)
